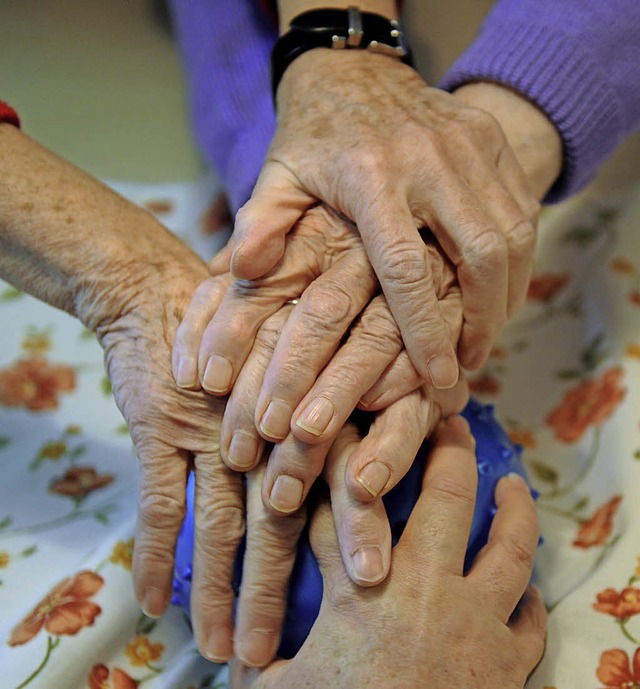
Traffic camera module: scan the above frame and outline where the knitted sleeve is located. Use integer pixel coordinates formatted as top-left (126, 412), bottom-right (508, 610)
top-left (440, 0), bottom-right (640, 202)
top-left (169, 0), bottom-right (278, 213)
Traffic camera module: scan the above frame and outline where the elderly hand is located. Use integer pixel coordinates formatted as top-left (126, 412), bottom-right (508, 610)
top-left (232, 416), bottom-right (547, 689)
top-left (172, 203), bottom-right (468, 558)
top-left (229, 49), bottom-right (541, 383)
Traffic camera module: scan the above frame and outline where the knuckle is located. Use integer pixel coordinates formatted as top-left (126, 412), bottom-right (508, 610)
top-left (196, 502), bottom-right (245, 543)
top-left (505, 217), bottom-right (537, 257)
top-left (255, 311), bottom-right (288, 353)
top-left (429, 474), bottom-right (476, 509)
top-left (463, 226), bottom-right (508, 269)
top-left (137, 488), bottom-right (185, 531)
top-left (376, 241), bottom-right (429, 294)
top-left (353, 302), bottom-right (402, 354)
top-left (499, 531), bottom-right (536, 572)
top-left (301, 281), bottom-right (354, 327)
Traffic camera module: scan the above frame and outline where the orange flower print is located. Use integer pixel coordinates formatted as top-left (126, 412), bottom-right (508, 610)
top-left (636, 556), bottom-right (640, 578)
top-left (21, 329), bottom-right (52, 357)
top-left (545, 367), bottom-right (626, 443)
top-left (201, 191), bottom-right (232, 235)
top-left (468, 374), bottom-right (502, 396)
top-left (0, 550), bottom-right (9, 568)
top-left (594, 587), bottom-right (640, 619)
top-left (507, 428), bottom-right (537, 449)
top-left (527, 272), bottom-right (571, 302)
top-left (0, 357), bottom-right (75, 411)
top-left (143, 198), bottom-right (173, 216)
top-left (573, 495), bottom-right (622, 549)
top-left (9, 570), bottom-right (104, 646)
top-left (109, 538), bottom-right (134, 571)
top-left (627, 343), bottom-right (640, 361)
top-left (630, 291), bottom-right (640, 307)
top-left (610, 257), bottom-right (636, 275)
top-left (596, 647), bottom-right (640, 688)
top-left (489, 345), bottom-right (507, 360)
top-left (40, 440), bottom-right (67, 461)
top-left (49, 466), bottom-right (114, 500)
top-left (88, 664), bottom-right (138, 689)
top-left (124, 635), bottom-right (164, 667)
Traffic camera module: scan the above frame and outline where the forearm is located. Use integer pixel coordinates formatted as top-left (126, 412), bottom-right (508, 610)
top-left (277, 0), bottom-right (398, 32)
top-left (0, 124), bottom-right (206, 331)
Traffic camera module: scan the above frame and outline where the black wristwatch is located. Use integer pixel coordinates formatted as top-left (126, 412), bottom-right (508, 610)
top-left (271, 6), bottom-right (413, 98)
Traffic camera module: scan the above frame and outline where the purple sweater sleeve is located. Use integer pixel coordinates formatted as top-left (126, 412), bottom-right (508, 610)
top-left (169, 0), bottom-right (277, 213)
top-left (440, 0), bottom-right (640, 202)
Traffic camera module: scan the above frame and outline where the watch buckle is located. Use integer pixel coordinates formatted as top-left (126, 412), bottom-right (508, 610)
top-left (332, 6), bottom-right (363, 50)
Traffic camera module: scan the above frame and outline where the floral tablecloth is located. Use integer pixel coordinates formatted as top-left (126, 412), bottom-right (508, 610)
top-left (1, 175), bottom-right (639, 689)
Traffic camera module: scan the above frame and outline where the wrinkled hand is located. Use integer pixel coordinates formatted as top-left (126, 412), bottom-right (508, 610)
top-left (232, 417), bottom-right (547, 689)
top-left (230, 50), bottom-right (540, 382)
top-left (173, 204), bottom-right (468, 533)
top-left (94, 264), bottom-right (249, 663)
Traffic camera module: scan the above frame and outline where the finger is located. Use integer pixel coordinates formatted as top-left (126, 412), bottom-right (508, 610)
top-left (190, 451), bottom-right (245, 663)
top-left (307, 481), bottom-right (354, 597)
top-left (132, 448), bottom-right (189, 619)
top-left (346, 388), bottom-right (439, 502)
top-left (262, 435), bottom-right (332, 515)
top-left (235, 462), bottom-right (307, 668)
top-left (221, 307), bottom-right (292, 471)
top-left (323, 423), bottom-right (392, 586)
top-left (510, 585), bottom-right (548, 674)
top-left (494, 143), bottom-right (540, 316)
top-left (357, 199), bottom-right (459, 390)
top-left (255, 248), bottom-right (376, 442)
top-left (467, 472), bottom-right (539, 622)
top-left (208, 240), bottom-right (235, 276)
top-left (291, 294), bottom-right (402, 444)
top-left (231, 161), bottom-right (315, 280)
top-left (397, 416), bottom-right (478, 574)
top-left (171, 274), bottom-right (231, 389)
top-left (414, 172), bottom-right (509, 373)
top-left (453, 171), bottom-right (534, 368)
top-left (358, 350), bottom-right (422, 411)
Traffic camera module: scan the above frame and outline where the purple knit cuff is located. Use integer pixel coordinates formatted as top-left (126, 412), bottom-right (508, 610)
top-left (440, 21), bottom-right (627, 203)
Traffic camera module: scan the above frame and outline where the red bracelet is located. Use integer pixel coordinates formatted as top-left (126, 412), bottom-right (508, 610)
top-left (0, 101), bottom-right (21, 128)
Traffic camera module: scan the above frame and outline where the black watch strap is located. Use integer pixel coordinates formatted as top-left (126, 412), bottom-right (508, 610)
top-left (271, 6), bottom-right (413, 99)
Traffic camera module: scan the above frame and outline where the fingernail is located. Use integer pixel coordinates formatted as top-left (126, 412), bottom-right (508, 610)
top-left (175, 356), bottom-right (197, 388)
top-left (141, 586), bottom-right (166, 618)
top-left (351, 546), bottom-right (384, 583)
top-left (496, 472), bottom-right (529, 500)
top-left (269, 474), bottom-right (304, 513)
top-left (295, 396), bottom-right (334, 436)
top-left (259, 399), bottom-right (293, 440)
top-left (227, 431), bottom-right (260, 470)
top-left (202, 354), bottom-right (233, 393)
top-left (504, 472), bottom-right (528, 488)
top-left (238, 629), bottom-right (277, 668)
top-left (204, 625), bottom-right (233, 663)
top-left (356, 461), bottom-right (391, 498)
top-left (427, 353), bottom-right (458, 389)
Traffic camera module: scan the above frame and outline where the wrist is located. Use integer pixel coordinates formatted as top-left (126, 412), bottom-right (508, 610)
top-left (453, 82), bottom-right (562, 199)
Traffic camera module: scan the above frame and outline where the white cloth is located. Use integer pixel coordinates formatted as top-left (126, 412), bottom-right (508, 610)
top-left (1, 177), bottom-right (639, 689)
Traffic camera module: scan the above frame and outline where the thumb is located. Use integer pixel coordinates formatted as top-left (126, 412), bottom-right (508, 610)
top-left (231, 161), bottom-right (315, 280)
top-left (308, 487), bottom-right (353, 597)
